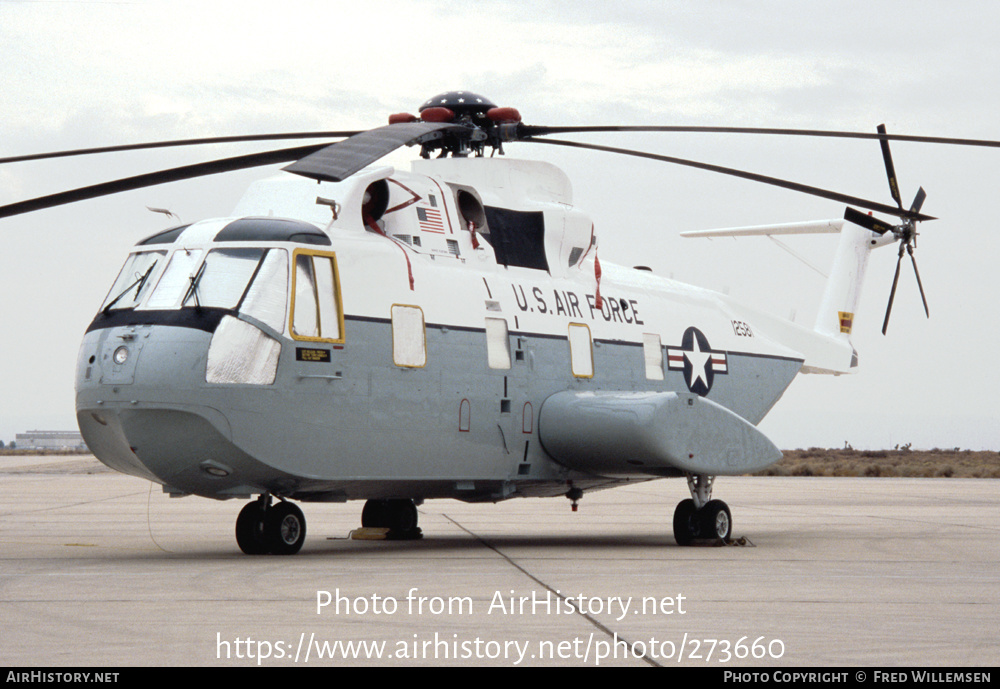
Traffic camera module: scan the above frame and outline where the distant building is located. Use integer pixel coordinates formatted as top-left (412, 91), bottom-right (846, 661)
top-left (14, 430), bottom-right (88, 451)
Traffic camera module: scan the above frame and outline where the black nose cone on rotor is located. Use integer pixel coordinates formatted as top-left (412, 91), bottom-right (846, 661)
top-left (419, 91), bottom-right (497, 117)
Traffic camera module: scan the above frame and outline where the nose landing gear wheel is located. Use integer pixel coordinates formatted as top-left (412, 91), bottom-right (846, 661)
top-left (265, 502), bottom-right (306, 555)
top-left (236, 501), bottom-right (268, 555)
top-left (236, 498), bottom-right (307, 555)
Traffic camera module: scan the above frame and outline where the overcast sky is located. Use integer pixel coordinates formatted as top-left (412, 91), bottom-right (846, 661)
top-left (2, 0), bottom-right (998, 450)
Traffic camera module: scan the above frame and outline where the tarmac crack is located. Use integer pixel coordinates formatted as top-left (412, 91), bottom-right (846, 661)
top-left (441, 512), bottom-right (660, 667)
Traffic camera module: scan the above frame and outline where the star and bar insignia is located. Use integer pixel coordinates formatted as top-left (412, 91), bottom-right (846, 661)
top-left (665, 326), bottom-right (728, 396)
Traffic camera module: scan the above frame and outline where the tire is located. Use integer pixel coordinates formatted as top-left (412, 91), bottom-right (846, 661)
top-left (673, 499), bottom-right (699, 546)
top-left (385, 499), bottom-right (418, 532)
top-left (236, 502), bottom-right (268, 555)
top-left (361, 499), bottom-right (388, 528)
top-left (700, 500), bottom-right (732, 540)
top-left (264, 502), bottom-right (306, 555)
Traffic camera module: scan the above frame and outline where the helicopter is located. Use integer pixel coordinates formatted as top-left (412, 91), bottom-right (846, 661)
top-left (2, 90), bottom-right (994, 555)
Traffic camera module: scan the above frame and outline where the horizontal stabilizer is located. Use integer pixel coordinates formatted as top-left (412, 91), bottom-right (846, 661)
top-left (681, 219), bottom-right (843, 238)
top-left (538, 391), bottom-right (781, 477)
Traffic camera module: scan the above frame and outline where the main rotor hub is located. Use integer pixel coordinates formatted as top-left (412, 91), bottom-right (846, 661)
top-left (411, 91), bottom-right (521, 158)
top-left (419, 91), bottom-right (497, 122)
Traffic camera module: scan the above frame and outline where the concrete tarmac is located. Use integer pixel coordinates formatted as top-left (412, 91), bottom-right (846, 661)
top-left (1, 456), bottom-right (997, 667)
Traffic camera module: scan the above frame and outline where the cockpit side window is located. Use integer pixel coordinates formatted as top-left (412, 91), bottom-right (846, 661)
top-left (240, 249), bottom-right (287, 334)
top-left (290, 249), bottom-right (344, 343)
top-left (100, 251), bottom-right (167, 311)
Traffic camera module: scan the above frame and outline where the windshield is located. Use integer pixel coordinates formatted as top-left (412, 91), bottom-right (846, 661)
top-left (100, 251), bottom-right (167, 311)
top-left (138, 247), bottom-right (288, 333)
top-left (181, 248), bottom-right (266, 309)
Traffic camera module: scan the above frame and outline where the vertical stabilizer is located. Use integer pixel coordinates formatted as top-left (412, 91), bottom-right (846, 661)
top-left (813, 223), bottom-right (897, 343)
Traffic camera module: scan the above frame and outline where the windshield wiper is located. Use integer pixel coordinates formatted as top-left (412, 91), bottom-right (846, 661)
top-left (182, 261), bottom-right (207, 308)
top-left (103, 261), bottom-right (158, 313)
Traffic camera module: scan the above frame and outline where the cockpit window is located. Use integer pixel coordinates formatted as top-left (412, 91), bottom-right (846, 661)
top-left (143, 249), bottom-right (204, 310)
top-left (181, 248), bottom-right (266, 309)
top-left (142, 247), bottom-right (276, 312)
top-left (100, 251), bottom-right (167, 311)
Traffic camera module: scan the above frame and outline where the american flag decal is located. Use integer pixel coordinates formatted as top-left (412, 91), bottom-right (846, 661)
top-left (416, 207), bottom-right (445, 234)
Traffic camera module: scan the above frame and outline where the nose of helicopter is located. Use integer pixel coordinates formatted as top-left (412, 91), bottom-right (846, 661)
top-left (74, 322), bottom-right (286, 498)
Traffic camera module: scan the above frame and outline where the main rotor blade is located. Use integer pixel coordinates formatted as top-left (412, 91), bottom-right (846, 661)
top-left (878, 124), bottom-right (903, 211)
top-left (284, 122), bottom-right (467, 182)
top-left (530, 138), bottom-right (936, 221)
top-left (0, 143), bottom-right (328, 219)
top-left (0, 132), bottom-right (360, 165)
top-left (908, 245), bottom-right (930, 318)
top-left (909, 187), bottom-right (927, 215)
top-left (520, 124), bottom-right (1000, 149)
top-left (883, 249), bottom-right (905, 335)
top-left (844, 207), bottom-right (896, 235)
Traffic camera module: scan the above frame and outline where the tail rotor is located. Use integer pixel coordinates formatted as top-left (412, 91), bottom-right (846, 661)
top-left (843, 125), bottom-right (931, 335)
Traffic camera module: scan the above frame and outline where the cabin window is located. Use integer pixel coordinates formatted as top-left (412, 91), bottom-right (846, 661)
top-left (485, 317), bottom-right (511, 369)
top-left (290, 250), bottom-right (344, 343)
top-left (567, 323), bottom-right (594, 378)
top-left (643, 333), bottom-right (664, 380)
top-left (101, 250), bottom-right (167, 311)
top-left (482, 207), bottom-right (548, 271)
top-left (391, 305), bottom-right (426, 367)
top-left (459, 399), bottom-right (471, 432)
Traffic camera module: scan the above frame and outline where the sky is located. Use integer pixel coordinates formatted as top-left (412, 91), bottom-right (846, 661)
top-left (1, 0), bottom-right (998, 450)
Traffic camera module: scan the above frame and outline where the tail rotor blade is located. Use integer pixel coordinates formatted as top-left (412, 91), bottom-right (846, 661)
top-left (882, 248), bottom-right (905, 335)
top-left (908, 245), bottom-right (930, 317)
top-left (844, 206), bottom-right (895, 234)
top-left (909, 187), bottom-right (927, 215)
top-left (878, 124), bottom-right (904, 211)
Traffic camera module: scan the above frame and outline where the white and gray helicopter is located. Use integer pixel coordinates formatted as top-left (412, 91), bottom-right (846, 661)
top-left (3, 91), bottom-right (991, 554)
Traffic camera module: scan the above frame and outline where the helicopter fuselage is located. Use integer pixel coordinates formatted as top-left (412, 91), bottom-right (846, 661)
top-left (75, 157), bottom-right (829, 505)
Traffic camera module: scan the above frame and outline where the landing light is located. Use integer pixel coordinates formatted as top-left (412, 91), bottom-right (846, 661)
top-left (200, 460), bottom-right (232, 478)
top-left (112, 346), bottom-right (129, 365)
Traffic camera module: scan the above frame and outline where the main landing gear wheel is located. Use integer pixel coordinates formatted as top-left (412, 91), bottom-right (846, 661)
top-left (236, 497), bottom-right (307, 555)
top-left (700, 500), bottom-right (732, 541)
top-left (361, 498), bottom-right (422, 539)
top-left (673, 474), bottom-right (732, 545)
top-left (672, 499), bottom-right (700, 546)
top-left (672, 498), bottom-right (732, 544)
